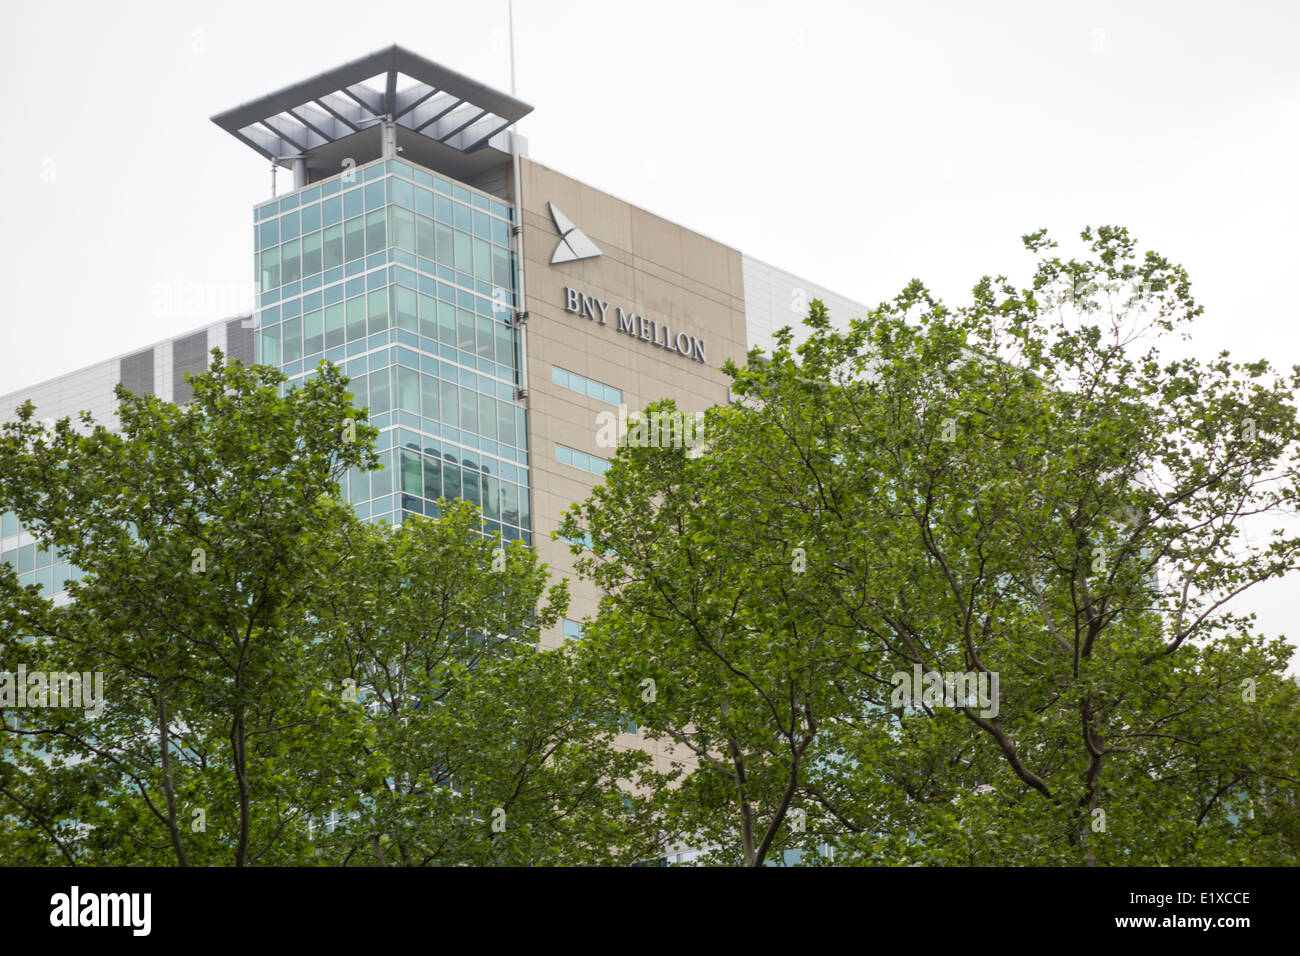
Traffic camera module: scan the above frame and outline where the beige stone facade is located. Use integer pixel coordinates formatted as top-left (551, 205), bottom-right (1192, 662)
top-left (517, 159), bottom-right (750, 770)
top-left (519, 158), bottom-right (750, 647)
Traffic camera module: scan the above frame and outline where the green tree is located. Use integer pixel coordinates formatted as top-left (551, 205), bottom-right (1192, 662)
top-left (562, 226), bottom-right (1300, 865)
top-left (307, 500), bottom-right (672, 866)
top-left (0, 354), bottom-right (377, 865)
top-left (0, 355), bottom-right (669, 866)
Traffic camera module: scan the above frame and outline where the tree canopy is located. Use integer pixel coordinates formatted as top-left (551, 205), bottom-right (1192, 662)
top-left (559, 226), bottom-right (1300, 865)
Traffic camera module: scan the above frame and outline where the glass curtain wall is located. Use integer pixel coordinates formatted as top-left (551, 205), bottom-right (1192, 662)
top-left (253, 158), bottom-right (530, 542)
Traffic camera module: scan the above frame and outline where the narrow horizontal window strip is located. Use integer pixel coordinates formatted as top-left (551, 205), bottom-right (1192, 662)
top-left (555, 443), bottom-right (608, 476)
top-left (552, 365), bottom-right (621, 406)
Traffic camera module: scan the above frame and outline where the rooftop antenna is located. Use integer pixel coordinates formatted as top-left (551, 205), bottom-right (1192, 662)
top-left (508, 0), bottom-right (518, 95)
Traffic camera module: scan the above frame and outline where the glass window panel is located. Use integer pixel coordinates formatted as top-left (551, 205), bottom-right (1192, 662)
top-left (458, 386), bottom-right (478, 433)
top-left (498, 403), bottom-right (516, 446)
top-left (260, 248), bottom-right (280, 290)
top-left (421, 372), bottom-right (439, 421)
top-left (392, 206), bottom-right (416, 254)
top-left (496, 326), bottom-right (514, 370)
top-left (304, 309), bottom-right (323, 356)
top-left (18, 543), bottom-right (34, 574)
top-left (416, 214), bottom-right (436, 259)
top-left (370, 367), bottom-right (391, 414)
top-left (454, 202), bottom-right (471, 232)
top-left (456, 309), bottom-right (475, 352)
top-left (478, 394), bottom-right (497, 441)
top-left (323, 223), bottom-right (343, 270)
top-left (260, 218), bottom-right (279, 248)
top-left (492, 246), bottom-right (510, 289)
top-left (415, 186), bottom-right (434, 217)
top-left (301, 231), bottom-right (322, 278)
top-left (348, 372), bottom-right (368, 411)
top-left (365, 209), bottom-right (387, 254)
top-left (475, 315), bottom-right (494, 360)
top-left (346, 296), bottom-right (367, 342)
top-left (472, 209), bottom-right (490, 239)
top-left (442, 458), bottom-right (461, 501)
top-left (461, 469), bottom-right (481, 510)
top-left (453, 231), bottom-right (473, 273)
top-left (322, 194), bottom-right (342, 226)
top-left (372, 450), bottom-right (393, 498)
top-left (343, 186), bottom-right (364, 219)
top-left (344, 216), bottom-right (365, 262)
top-left (482, 475), bottom-right (499, 520)
top-left (325, 302), bottom-right (345, 349)
top-left (260, 325), bottom-right (281, 366)
top-left (587, 378), bottom-right (604, 399)
top-left (418, 292), bottom-right (438, 339)
top-left (391, 178), bottom-right (414, 208)
top-left (516, 408), bottom-right (527, 449)
top-left (518, 484), bottom-right (530, 528)
top-left (347, 465), bottom-right (367, 502)
top-left (397, 365), bottom-right (420, 415)
top-left (501, 483), bottom-right (518, 525)
top-left (283, 315), bottom-right (302, 363)
top-left (556, 445), bottom-right (572, 466)
top-left (367, 288), bottom-right (389, 335)
top-left (394, 285), bottom-right (417, 332)
top-left (437, 299), bottom-right (457, 345)
top-left (365, 179), bottom-right (386, 210)
top-left (473, 238), bottom-right (492, 281)
top-left (439, 380), bottom-right (458, 427)
top-left (400, 449), bottom-right (422, 495)
top-left (434, 193), bottom-right (452, 224)
top-left (491, 217), bottom-right (509, 247)
top-left (436, 221), bottom-right (455, 267)
top-left (423, 454), bottom-right (441, 501)
top-left (281, 210), bottom-right (300, 241)
top-left (553, 366), bottom-right (569, 389)
top-left (301, 202), bottom-right (321, 233)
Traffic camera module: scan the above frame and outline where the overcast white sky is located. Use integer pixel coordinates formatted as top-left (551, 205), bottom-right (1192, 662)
top-left (1, 0), bottom-right (1297, 661)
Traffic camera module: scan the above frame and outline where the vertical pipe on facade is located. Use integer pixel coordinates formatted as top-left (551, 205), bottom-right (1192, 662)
top-left (508, 0), bottom-right (529, 399)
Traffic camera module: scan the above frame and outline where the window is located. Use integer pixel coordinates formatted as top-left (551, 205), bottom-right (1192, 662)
top-left (344, 216), bottom-right (364, 262)
top-left (301, 231), bottom-right (322, 278)
top-left (562, 619), bottom-right (584, 641)
top-left (324, 302), bottom-right (345, 349)
top-left (304, 310), bottom-right (323, 356)
top-left (280, 239), bottom-right (301, 284)
top-left (552, 366), bottom-right (621, 406)
top-left (322, 223), bottom-right (343, 270)
top-left (555, 444), bottom-right (609, 476)
top-left (260, 248), bottom-right (280, 290)
top-left (365, 208), bottom-right (387, 254)
top-left (346, 296), bottom-right (366, 342)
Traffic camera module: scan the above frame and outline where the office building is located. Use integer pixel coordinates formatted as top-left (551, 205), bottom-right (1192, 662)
top-left (0, 48), bottom-right (870, 780)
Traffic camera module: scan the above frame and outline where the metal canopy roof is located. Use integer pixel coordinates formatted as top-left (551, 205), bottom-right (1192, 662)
top-left (211, 45), bottom-right (532, 176)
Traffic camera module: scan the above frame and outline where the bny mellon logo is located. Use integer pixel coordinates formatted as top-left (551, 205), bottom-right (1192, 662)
top-left (548, 202), bottom-right (602, 264)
